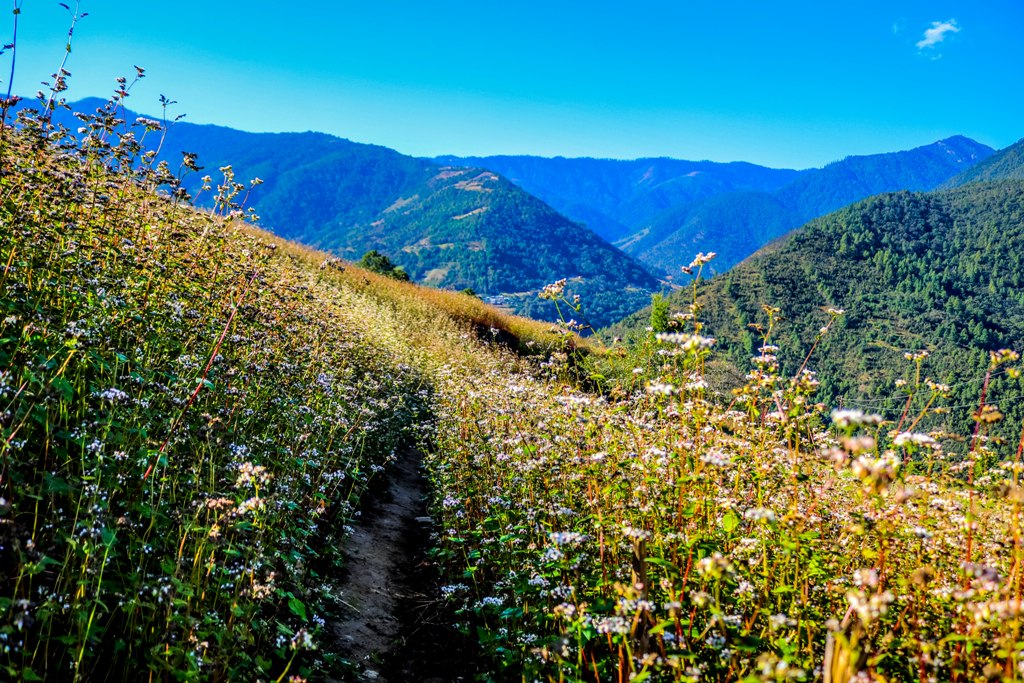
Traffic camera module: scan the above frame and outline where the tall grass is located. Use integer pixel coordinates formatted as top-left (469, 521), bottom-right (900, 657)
top-left (0, 98), bottom-right (442, 681)
top-left (425, 271), bottom-right (1024, 682)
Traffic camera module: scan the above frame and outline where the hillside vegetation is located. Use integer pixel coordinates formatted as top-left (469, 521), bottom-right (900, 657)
top-left (0, 101), bottom-right (580, 681)
top-left (5, 99), bottom-right (1024, 683)
top-left (613, 181), bottom-right (1024, 436)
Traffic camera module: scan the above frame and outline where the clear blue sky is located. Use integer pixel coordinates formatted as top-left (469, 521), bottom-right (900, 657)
top-left (6, 1), bottom-right (1023, 168)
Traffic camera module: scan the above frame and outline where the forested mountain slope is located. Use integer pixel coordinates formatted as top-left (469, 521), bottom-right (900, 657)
top-left (444, 137), bottom-right (993, 276)
top-left (612, 181), bottom-right (1024, 432)
top-left (433, 154), bottom-right (804, 243)
top-left (944, 137), bottom-right (1024, 187)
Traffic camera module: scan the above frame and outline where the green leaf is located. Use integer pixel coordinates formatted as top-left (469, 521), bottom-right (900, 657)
top-left (288, 597), bottom-right (307, 621)
top-left (722, 510), bottom-right (740, 533)
top-left (51, 377), bottom-right (74, 401)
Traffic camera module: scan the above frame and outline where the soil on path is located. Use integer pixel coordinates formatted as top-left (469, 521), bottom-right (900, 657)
top-left (330, 449), bottom-right (478, 682)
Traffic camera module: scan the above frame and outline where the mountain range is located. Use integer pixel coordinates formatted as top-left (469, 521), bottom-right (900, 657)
top-left (11, 97), bottom-right (1000, 329)
top-left (440, 136), bottom-right (994, 276)
top-left (30, 98), bottom-right (659, 327)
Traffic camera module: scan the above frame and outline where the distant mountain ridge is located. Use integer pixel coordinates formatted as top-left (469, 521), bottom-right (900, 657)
top-left (24, 97), bottom-right (658, 327)
top-left (440, 136), bottom-right (994, 276)
top-left (432, 154), bottom-right (805, 244)
top-left (943, 137), bottom-right (1024, 187)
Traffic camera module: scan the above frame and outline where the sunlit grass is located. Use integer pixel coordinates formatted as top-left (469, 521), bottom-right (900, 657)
top-left (0, 96), bottom-right (563, 681)
top-left (5, 88), bottom-right (1024, 683)
top-left (425, 268), bottom-right (1024, 682)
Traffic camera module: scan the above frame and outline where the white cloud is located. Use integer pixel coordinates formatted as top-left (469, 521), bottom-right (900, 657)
top-left (916, 19), bottom-right (960, 50)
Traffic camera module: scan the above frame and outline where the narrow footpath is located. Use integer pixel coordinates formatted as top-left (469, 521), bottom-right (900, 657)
top-left (330, 449), bottom-right (477, 682)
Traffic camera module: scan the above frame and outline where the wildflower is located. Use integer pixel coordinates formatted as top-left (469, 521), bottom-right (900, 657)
top-left (235, 462), bottom-right (272, 489)
top-left (743, 507), bottom-right (776, 523)
top-left (236, 497), bottom-right (265, 515)
top-left (689, 252), bottom-right (717, 268)
top-left (97, 387), bottom-right (129, 403)
top-left (654, 332), bottom-right (716, 351)
top-left (549, 531), bottom-right (586, 546)
top-left (991, 348), bottom-right (1020, 366)
top-left (539, 279), bottom-right (567, 300)
top-left (553, 602), bottom-right (577, 620)
top-left (440, 583), bottom-right (469, 598)
top-left (853, 568), bottom-right (878, 588)
top-left (594, 616), bottom-right (630, 635)
top-left (841, 435), bottom-right (876, 453)
top-left (290, 628), bottom-right (316, 651)
top-left (831, 409), bottom-right (883, 428)
top-left (851, 453), bottom-right (900, 493)
top-left (846, 588), bottom-right (894, 625)
top-left (769, 613), bottom-right (796, 629)
top-left (249, 572), bottom-right (276, 599)
top-left (892, 432), bottom-right (938, 449)
top-left (622, 525), bottom-right (652, 540)
top-left (690, 590), bottom-right (712, 608)
top-left (696, 553), bottom-right (735, 580)
top-left (974, 404), bottom-right (1004, 424)
top-left (962, 562), bottom-right (1002, 591)
top-left (646, 381), bottom-right (678, 396)
top-left (700, 449), bottom-right (732, 467)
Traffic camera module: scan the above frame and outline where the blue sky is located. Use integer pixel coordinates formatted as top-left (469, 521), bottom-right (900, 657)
top-left (6, 1), bottom-right (1023, 168)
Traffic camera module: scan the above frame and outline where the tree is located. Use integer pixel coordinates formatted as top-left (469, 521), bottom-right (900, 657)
top-left (649, 293), bottom-right (670, 334)
top-left (359, 250), bottom-right (410, 281)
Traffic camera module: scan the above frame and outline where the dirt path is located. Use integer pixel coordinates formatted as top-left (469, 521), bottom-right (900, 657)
top-left (330, 449), bottom-right (476, 682)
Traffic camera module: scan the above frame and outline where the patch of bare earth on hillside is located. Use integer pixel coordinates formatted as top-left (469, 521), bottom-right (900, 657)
top-left (328, 450), bottom-right (478, 682)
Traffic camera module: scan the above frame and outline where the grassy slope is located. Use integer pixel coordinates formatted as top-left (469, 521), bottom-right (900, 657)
top-left (0, 115), bottom-right (578, 681)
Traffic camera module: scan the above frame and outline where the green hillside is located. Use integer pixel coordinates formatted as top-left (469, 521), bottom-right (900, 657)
top-left (0, 102), bottom-right (587, 682)
top-left (612, 181), bottom-right (1024, 433)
